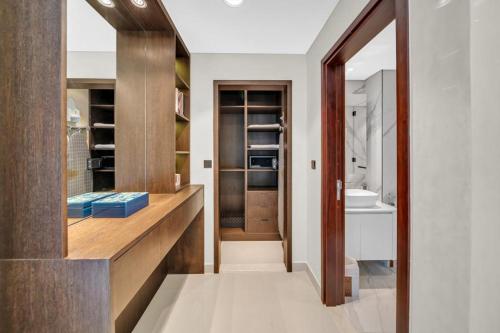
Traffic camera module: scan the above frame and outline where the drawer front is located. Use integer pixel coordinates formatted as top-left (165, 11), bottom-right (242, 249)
top-left (247, 191), bottom-right (278, 220)
top-left (111, 229), bottom-right (161, 319)
top-left (159, 189), bottom-right (204, 257)
top-left (247, 191), bottom-right (278, 233)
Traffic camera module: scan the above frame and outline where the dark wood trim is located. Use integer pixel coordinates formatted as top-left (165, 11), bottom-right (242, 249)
top-left (67, 78), bottom-right (115, 90)
top-left (213, 80), bottom-right (293, 273)
top-left (321, 1), bottom-right (410, 333)
top-left (395, 0), bottom-right (410, 331)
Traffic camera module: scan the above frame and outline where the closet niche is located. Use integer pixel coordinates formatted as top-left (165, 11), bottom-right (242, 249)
top-left (214, 81), bottom-right (292, 272)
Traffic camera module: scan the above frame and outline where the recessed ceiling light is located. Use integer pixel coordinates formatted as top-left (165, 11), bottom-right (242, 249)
top-left (224, 0), bottom-right (244, 7)
top-left (97, 0), bottom-right (115, 8)
top-left (131, 0), bottom-right (147, 8)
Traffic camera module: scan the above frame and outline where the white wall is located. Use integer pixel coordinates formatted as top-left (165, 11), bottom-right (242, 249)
top-left (67, 51), bottom-right (116, 79)
top-left (307, 0), bottom-right (473, 332)
top-left (305, 0), bottom-right (370, 291)
top-left (190, 54), bottom-right (308, 266)
top-left (470, 0), bottom-right (500, 331)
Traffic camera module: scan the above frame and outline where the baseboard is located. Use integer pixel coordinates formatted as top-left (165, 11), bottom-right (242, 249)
top-left (292, 262), bottom-right (321, 296)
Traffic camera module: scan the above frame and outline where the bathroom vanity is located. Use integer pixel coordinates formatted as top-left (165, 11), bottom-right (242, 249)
top-left (345, 201), bottom-right (397, 261)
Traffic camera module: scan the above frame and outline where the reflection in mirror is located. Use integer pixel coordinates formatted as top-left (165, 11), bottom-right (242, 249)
top-left (66, 0), bottom-right (117, 224)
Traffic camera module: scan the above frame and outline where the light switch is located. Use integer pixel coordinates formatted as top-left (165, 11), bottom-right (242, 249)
top-left (204, 160), bottom-right (212, 168)
top-left (311, 160), bottom-right (316, 170)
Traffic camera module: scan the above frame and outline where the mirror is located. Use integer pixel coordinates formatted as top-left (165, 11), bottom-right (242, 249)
top-left (66, 0), bottom-right (140, 224)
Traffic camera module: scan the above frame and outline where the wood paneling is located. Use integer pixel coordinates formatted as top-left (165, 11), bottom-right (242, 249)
top-left (167, 209), bottom-right (205, 274)
top-left (145, 31), bottom-right (176, 193)
top-left (111, 229), bottom-right (162, 318)
top-left (116, 31), bottom-right (147, 192)
top-left (321, 0), bottom-right (410, 332)
top-left (0, 259), bottom-right (111, 333)
top-left (0, 0), bottom-right (66, 259)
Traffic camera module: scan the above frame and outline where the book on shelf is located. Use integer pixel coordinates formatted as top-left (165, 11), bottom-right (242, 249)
top-left (176, 88), bottom-right (184, 116)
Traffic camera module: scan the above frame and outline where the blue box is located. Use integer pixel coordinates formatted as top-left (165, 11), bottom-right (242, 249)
top-left (67, 192), bottom-right (115, 218)
top-left (91, 192), bottom-right (149, 218)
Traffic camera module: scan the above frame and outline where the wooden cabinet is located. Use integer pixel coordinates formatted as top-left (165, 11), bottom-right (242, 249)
top-left (247, 190), bottom-right (278, 233)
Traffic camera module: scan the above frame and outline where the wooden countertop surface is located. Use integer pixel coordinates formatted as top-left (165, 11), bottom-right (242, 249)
top-left (66, 185), bottom-right (203, 261)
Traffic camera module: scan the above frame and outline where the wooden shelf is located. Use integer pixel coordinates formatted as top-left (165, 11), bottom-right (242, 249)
top-left (247, 186), bottom-right (278, 191)
top-left (90, 104), bottom-right (114, 110)
top-left (247, 105), bottom-right (282, 114)
top-left (92, 147), bottom-right (115, 151)
top-left (175, 73), bottom-right (190, 90)
top-left (220, 105), bottom-right (244, 113)
top-left (176, 151), bottom-right (190, 155)
top-left (91, 126), bottom-right (115, 130)
top-left (247, 168), bottom-right (278, 172)
top-left (94, 168), bottom-right (115, 173)
top-left (220, 168), bottom-right (245, 172)
top-left (175, 113), bottom-right (190, 122)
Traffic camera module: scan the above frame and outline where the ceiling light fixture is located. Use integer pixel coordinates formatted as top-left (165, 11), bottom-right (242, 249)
top-left (224, 0), bottom-right (244, 7)
top-left (131, 0), bottom-right (147, 8)
top-left (97, 0), bottom-right (115, 8)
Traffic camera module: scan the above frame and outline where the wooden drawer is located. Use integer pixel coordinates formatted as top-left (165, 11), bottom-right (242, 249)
top-left (110, 229), bottom-right (161, 319)
top-left (247, 191), bottom-right (278, 233)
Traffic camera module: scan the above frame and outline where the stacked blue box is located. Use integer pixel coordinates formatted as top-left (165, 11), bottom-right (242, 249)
top-left (91, 192), bottom-right (149, 218)
top-left (67, 192), bottom-right (115, 218)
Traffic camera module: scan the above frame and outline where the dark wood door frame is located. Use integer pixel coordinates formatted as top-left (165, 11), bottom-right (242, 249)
top-left (321, 0), bottom-right (410, 332)
top-left (213, 80), bottom-right (293, 273)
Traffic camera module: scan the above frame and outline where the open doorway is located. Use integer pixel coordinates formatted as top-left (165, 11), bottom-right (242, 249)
top-left (321, 1), bottom-right (410, 333)
top-left (213, 81), bottom-right (292, 273)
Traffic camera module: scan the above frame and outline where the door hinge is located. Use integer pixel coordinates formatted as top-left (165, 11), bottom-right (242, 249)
top-left (337, 179), bottom-right (343, 201)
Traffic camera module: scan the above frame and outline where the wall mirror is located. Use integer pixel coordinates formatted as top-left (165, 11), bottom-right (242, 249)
top-left (66, 0), bottom-right (142, 224)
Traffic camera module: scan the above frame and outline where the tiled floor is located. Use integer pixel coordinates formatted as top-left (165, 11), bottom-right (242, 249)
top-left (133, 271), bottom-right (396, 333)
top-left (359, 261), bottom-right (396, 289)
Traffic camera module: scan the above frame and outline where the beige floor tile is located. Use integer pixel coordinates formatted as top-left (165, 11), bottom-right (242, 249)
top-left (133, 271), bottom-right (395, 333)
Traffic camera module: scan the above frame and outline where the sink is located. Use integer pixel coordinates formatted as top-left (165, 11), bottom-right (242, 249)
top-left (345, 189), bottom-right (378, 208)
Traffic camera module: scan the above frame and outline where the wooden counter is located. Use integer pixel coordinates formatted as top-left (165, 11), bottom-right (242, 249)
top-left (1, 185), bottom-right (205, 333)
top-left (68, 186), bottom-right (202, 260)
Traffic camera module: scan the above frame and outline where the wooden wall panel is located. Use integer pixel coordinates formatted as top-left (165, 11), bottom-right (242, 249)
top-left (167, 209), bottom-right (205, 274)
top-left (0, 260), bottom-right (111, 333)
top-left (145, 31), bottom-right (176, 193)
top-left (115, 31), bottom-right (147, 192)
top-left (0, 0), bottom-right (66, 259)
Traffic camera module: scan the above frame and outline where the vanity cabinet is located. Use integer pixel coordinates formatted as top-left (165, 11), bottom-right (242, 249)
top-left (345, 203), bottom-right (397, 261)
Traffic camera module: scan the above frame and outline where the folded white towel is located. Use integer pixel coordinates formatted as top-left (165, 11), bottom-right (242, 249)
top-left (94, 123), bottom-right (115, 128)
top-left (94, 144), bottom-right (115, 149)
top-left (247, 123), bottom-right (281, 130)
top-left (248, 144), bottom-right (280, 150)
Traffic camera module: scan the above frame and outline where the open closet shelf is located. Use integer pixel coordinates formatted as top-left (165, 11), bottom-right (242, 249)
top-left (176, 151), bottom-right (190, 155)
top-left (175, 73), bottom-right (190, 90)
top-left (220, 105), bottom-right (245, 113)
top-left (175, 113), bottom-right (190, 122)
top-left (247, 105), bottom-right (282, 113)
top-left (90, 104), bottom-right (114, 109)
top-left (247, 169), bottom-right (278, 172)
top-left (220, 168), bottom-right (245, 172)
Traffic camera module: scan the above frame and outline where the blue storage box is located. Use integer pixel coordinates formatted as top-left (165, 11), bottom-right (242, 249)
top-left (91, 192), bottom-right (149, 218)
top-left (67, 192), bottom-right (115, 218)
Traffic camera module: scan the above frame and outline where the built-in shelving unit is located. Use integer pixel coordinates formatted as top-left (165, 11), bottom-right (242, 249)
top-left (216, 84), bottom-right (290, 242)
top-left (175, 48), bottom-right (191, 192)
top-left (89, 88), bottom-right (115, 192)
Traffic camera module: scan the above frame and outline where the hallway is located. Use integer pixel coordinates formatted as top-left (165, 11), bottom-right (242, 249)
top-left (133, 271), bottom-right (395, 333)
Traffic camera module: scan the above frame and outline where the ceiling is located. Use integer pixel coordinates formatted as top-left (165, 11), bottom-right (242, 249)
top-left (345, 21), bottom-right (396, 80)
top-left (162, 0), bottom-right (340, 54)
